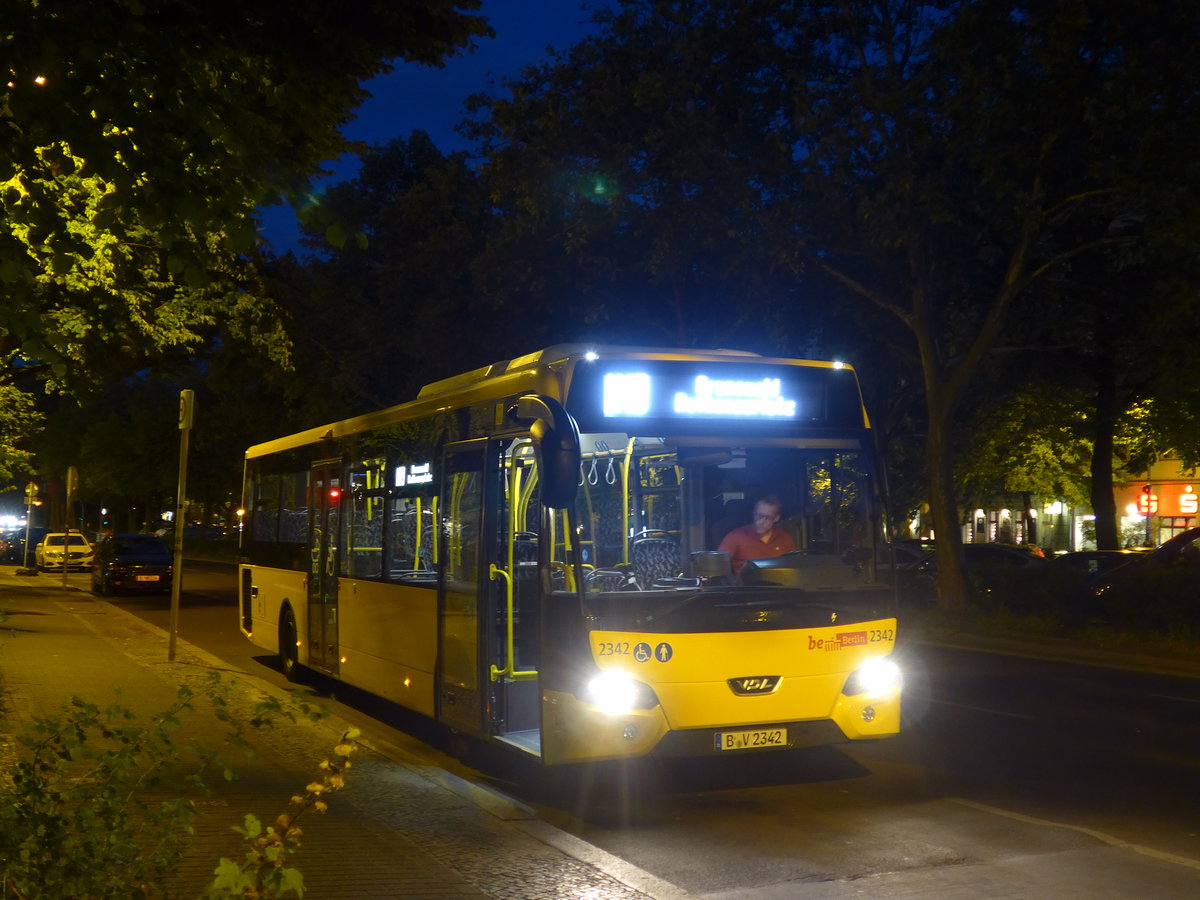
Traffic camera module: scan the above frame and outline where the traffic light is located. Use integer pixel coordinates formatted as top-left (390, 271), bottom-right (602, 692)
top-left (1137, 485), bottom-right (1158, 515)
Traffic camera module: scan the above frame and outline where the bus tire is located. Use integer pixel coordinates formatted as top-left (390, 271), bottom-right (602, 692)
top-left (279, 607), bottom-right (303, 683)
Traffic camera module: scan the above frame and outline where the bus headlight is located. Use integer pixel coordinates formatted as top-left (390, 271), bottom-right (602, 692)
top-left (843, 658), bottom-right (902, 699)
top-left (585, 671), bottom-right (658, 715)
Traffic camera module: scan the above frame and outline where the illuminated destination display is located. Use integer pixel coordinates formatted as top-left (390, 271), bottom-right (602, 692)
top-left (569, 359), bottom-right (863, 431)
top-left (395, 462), bottom-right (433, 486)
top-left (602, 372), bottom-right (651, 416)
top-left (673, 375), bottom-right (796, 418)
top-left (603, 372), bottom-right (798, 419)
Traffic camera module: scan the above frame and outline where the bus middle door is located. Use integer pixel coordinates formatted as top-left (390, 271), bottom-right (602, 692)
top-left (306, 464), bottom-right (341, 676)
top-left (437, 441), bottom-right (489, 736)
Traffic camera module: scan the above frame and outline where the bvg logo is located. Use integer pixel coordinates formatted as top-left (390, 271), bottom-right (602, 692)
top-left (808, 631), bottom-right (868, 651)
top-left (728, 675), bottom-right (781, 695)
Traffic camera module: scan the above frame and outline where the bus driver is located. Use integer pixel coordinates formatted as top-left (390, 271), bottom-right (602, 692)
top-left (718, 494), bottom-right (795, 576)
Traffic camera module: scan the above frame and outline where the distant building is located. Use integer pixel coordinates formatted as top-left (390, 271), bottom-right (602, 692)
top-left (903, 451), bottom-right (1197, 551)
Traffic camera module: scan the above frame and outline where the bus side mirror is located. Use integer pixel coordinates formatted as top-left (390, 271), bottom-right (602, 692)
top-left (509, 394), bottom-right (581, 509)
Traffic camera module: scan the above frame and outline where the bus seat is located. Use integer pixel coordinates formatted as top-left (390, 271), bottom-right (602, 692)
top-left (587, 567), bottom-right (637, 592)
top-left (514, 532), bottom-right (538, 564)
top-left (632, 534), bottom-right (680, 589)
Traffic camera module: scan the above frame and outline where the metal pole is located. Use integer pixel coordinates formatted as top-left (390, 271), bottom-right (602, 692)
top-left (20, 482), bottom-right (36, 574)
top-left (169, 390), bottom-right (194, 661)
top-left (1145, 475), bottom-right (1154, 547)
top-left (62, 466), bottom-right (77, 590)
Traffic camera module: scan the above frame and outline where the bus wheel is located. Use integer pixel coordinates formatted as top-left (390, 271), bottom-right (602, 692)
top-left (279, 608), bottom-right (303, 683)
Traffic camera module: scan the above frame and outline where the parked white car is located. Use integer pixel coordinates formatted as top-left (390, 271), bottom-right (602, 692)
top-left (35, 532), bottom-right (96, 570)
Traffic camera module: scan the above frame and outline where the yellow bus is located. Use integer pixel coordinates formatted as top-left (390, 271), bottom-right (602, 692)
top-left (239, 345), bottom-right (902, 765)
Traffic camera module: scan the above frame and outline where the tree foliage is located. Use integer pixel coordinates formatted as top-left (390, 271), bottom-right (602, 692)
top-left (0, 2), bottom-right (490, 388)
top-left (0, 384), bottom-right (41, 487)
top-left (464, 1), bottom-right (814, 350)
top-left (958, 386), bottom-right (1095, 510)
top-left (0, 0), bottom-right (490, 485)
top-left (283, 132), bottom-right (505, 422)
top-left (460, 0), bottom-right (1200, 605)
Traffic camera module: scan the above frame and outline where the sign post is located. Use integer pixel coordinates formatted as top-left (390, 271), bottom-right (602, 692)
top-left (19, 482), bottom-right (38, 575)
top-left (1139, 484), bottom-right (1157, 546)
top-left (169, 390), bottom-right (194, 661)
top-left (62, 465), bottom-right (78, 590)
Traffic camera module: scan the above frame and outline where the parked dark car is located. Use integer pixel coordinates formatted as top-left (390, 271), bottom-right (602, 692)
top-left (1, 526), bottom-right (48, 564)
top-left (889, 540), bottom-right (936, 566)
top-left (1091, 527), bottom-right (1200, 631)
top-left (91, 533), bottom-right (173, 595)
top-left (1050, 549), bottom-right (1147, 583)
top-left (898, 542), bottom-right (1053, 608)
top-left (0, 530), bottom-right (17, 562)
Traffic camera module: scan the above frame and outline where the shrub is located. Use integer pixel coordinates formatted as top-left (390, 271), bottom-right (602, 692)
top-left (205, 729), bottom-right (359, 899)
top-left (0, 673), bottom-right (324, 899)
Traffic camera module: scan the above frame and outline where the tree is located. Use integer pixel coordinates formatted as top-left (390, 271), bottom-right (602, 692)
top-left (465, 2), bottom-right (813, 351)
top-left (283, 132), bottom-right (507, 423)
top-left (462, 0), bottom-right (1200, 608)
top-left (3, 0), bottom-right (492, 494)
top-left (994, 237), bottom-right (1200, 550)
top-left (1, 0), bottom-right (491, 479)
top-left (776, 0), bottom-right (1200, 601)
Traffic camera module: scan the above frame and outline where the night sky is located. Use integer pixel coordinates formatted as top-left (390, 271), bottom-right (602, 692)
top-left (259, 1), bottom-right (595, 251)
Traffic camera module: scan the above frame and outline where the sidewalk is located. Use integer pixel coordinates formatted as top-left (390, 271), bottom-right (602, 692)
top-left (0, 570), bottom-right (676, 900)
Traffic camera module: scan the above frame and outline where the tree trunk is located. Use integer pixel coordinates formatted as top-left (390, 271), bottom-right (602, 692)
top-left (925, 391), bottom-right (971, 612)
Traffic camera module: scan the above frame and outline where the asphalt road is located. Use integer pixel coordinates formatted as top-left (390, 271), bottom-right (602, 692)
top-left (72, 560), bottom-right (1200, 898)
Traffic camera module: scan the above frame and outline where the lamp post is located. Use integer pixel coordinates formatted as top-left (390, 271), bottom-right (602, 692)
top-left (61, 466), bottom-right (78, 591)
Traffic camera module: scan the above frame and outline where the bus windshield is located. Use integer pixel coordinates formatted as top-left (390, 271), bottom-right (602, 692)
top-left (573, 435), bottom-right (884, 600)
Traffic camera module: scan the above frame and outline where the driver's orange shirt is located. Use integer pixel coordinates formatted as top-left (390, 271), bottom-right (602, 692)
top-left (718, 524), bottom-right (795, 575)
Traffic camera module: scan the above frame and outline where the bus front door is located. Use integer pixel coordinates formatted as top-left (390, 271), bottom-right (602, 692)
top-left (490, 439), bottom-right (543, 756)
top-left (306, 465), bottom-right (341, 676)
top-left (437, 437), bottom-right (545, 756)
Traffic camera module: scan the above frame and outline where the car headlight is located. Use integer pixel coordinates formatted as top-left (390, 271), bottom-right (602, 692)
top-left (585, 671), bottom-right (658, 715)
top-left (843, 657), bottom-right (903, 698)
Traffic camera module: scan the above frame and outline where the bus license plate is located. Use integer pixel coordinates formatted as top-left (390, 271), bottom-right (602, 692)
top-left (714, 728), bottom-right (787, 751)
top-left (135, 575), bottom-right (160, 582)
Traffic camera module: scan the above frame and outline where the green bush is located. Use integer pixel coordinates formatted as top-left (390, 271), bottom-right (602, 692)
top-left (0, 673), bottom-right (326, 899)
top-left (205, 729), bottom-right (359, 899)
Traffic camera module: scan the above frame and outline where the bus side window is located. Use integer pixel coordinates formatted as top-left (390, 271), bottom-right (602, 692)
top-left (245, 467), bottom-right (310, 570)
top-left (345, 457), bottom-right (386, 580)
top-left (387, 496), bottom-right (437, 581)
top-left (250, 474), bottom-right (281, 542)
top-left (279, 471), bottom-right (310, 545)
